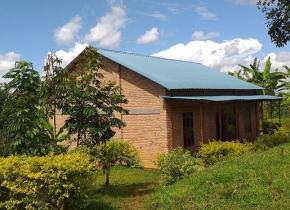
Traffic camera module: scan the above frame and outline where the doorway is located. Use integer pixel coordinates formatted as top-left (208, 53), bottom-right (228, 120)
top-left (216, 110), bottom-right (236, 140)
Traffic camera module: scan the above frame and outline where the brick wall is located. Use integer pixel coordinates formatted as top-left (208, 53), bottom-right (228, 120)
top-left (100, 58), bottom-right (169, 168)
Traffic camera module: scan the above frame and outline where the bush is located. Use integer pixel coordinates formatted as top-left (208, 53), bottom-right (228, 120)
top-left (0, 150), bottom-right (95, 210)
top-left (199, 140), bottom-right (253, 166)
top-left (280, 118), bottom-right (290, 136)
top-left (156, 148), bottom-right (199, 185)
top-left (256, 132), bottom-right (290, 149)
top-left (95, 140), bottom-right (140, 185)
top-left (262, 120), bottom-right (281, 134)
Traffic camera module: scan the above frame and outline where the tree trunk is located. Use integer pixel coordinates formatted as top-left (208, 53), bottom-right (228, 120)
top-left (103, 141), bottom-right (110, 186)
top-left (76, 132), bottom-right (80, 147)
top-left (53, 106), bottom-right (57, 144)
top-left (270, 102), bottom-right (273, 120)
top-left (105, 168), bottom-right (110, 186)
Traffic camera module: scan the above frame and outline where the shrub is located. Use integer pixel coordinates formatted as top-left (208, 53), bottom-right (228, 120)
top-left (199, 140), bottom-right (253, 166)
top-left (94, 140), bottom-right (140, 185)
top-left (262, 120), bottom-right (281, 135)
top-left (156, 148), bottom-right (199, 185)
top-left (0, 150), bottom-right (95, 210)
top-left (279, 118), bottom-right (290, 136)
top-left (256, 132), bottom-right (290, 149)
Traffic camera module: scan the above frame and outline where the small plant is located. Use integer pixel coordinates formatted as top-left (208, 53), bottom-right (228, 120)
top-left (94, 140), bottom-right (140, 186)
top-left (256, 132), bottom-right (290, 149)
top-left (199, 140), bottom-right (253, 166)
top-left (156, 147), bottom-right (199, 185)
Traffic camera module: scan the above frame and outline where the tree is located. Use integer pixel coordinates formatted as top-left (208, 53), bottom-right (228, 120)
top-left (42, 53), bottom-right (70, 144)
top-left (0, 84), bottom-right (9, 154)
top-left (281, 65), bottom-right (290, 112)
top-left (0, 61), bottom-right (61, 155)
top-left (95, 140), bottom-right (140, 185)
top-left (237, 57), bottom-right (288, 95)
top-left (257, 0), bottom-right (290, 47)
top-left (228, 70), bottom-right (244, 80)
top-left (60, 47), bottom-right (128, 147)
top-left (230, 57), bottom-right (289, 124)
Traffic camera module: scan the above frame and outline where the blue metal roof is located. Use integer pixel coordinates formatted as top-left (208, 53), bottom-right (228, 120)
top-left (97, 48), bottom-right (263, 90)
top-left (162, 95), bottom-right (281, 101)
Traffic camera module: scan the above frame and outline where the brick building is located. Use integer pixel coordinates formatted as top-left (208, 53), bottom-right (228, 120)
top-left (65, 48), bottom-right (280, 168)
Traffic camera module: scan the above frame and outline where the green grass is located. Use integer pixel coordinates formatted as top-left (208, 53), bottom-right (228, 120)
top-left (73, 142), bottom-right (290, 209)
top-left (76, 166), bottom-right (162, 210)
top-left (151, 143), bottom-right (290, 210)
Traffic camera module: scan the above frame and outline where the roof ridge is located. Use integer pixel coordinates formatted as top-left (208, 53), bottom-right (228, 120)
top-left (95, 47), bottom-right (203, 65)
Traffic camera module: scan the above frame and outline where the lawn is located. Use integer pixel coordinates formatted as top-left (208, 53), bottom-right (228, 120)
top-left (152, 143), bottom-right (290, 210)
top-left (76, 166), bottom-right (162, 210)
top-left (74, 143), bottom-right (290, 210)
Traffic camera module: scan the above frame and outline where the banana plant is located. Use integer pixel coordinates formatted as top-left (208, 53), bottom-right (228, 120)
top-left (38, 116), bottom-right (70, 143)
top-left (228, 70), bottom-right (244, 80)
top-left (234, 57), bottom-right (289, 121)
top-left (237, 57), bottom-right (288, 95)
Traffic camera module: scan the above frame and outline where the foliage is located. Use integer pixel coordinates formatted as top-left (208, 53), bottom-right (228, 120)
top-left (199, 140), bottom-right (253, 166)
top-left (60, 47), bottom-right (128, 147)
top-left (156, 147), bottom-right (199, 185)
top-left (0, 61), bottom-right (60, 156)
top-left (0, 84), bottom-right (8, 113)
top-left (0, 48), bottom-right (128, 154)
top-left (228, 70), bottom-right (244, 80)
top-left (282, 91), bottom-right (290, 113)
top-left (256, 132), bottom-right (290, 148)
top-left (230, 57), bottom-right (289, 121)
top-left (257, 0), bottom-right (290, 47)
top-left (0, 150), bottom-right (95, 210)
top-left (42, 53), bottom-right (71, 143)
top-left (94, 140), bottom-right (140, 186)
top-left (0, 84), bottom-right (9, 153)
top-left (279, 117), bottom-right (290, 135)
top-left (152, 143), bottom-right (290, 209)
top-left (281, 66), bottom-right (290, 115)
top-left (236, 57), bottom-right (288, 95)
top-left (262, 120), bottom-right (281, 134)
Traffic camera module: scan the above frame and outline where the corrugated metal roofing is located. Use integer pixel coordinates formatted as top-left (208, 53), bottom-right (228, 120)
top-left (97, 48), bottom-right (263, 90)
top-left (162, 95), bottom-right (281, 101)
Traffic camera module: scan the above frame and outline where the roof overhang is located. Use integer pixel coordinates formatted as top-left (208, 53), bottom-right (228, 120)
top-left (162, 95), bottom-right (282, 102)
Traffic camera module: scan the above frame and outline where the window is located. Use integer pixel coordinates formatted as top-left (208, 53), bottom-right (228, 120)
top-left (244, 107), bottom-right (252, 134)
top-left (183, 112), bottom-right (194, 147)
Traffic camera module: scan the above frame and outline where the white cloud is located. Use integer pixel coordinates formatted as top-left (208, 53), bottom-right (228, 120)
top-left (0, 52), bottom-right (21, 79)
top-left (152, 38), bottom-right (263, 72)
top-left (263, 52), bottom-right (290, 70)
top-left (55, 42), bottom-right (88, 67)
top-left (136, 27), bottom-right (159, 44)
top-left (84, 5), bottom-right (126, 49)
top-left (54, 15), bottom-right (82, 45)
top-left (168, 7), bottom-right (181, 15)
top-left (192, 31), bottom-right (220, 41)
top-left (141, 11), bottom-right (168, 21)
top-left (232, 0), bottom-right (257, 5)
top-left (194, 6), bottom-right (217, 21)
